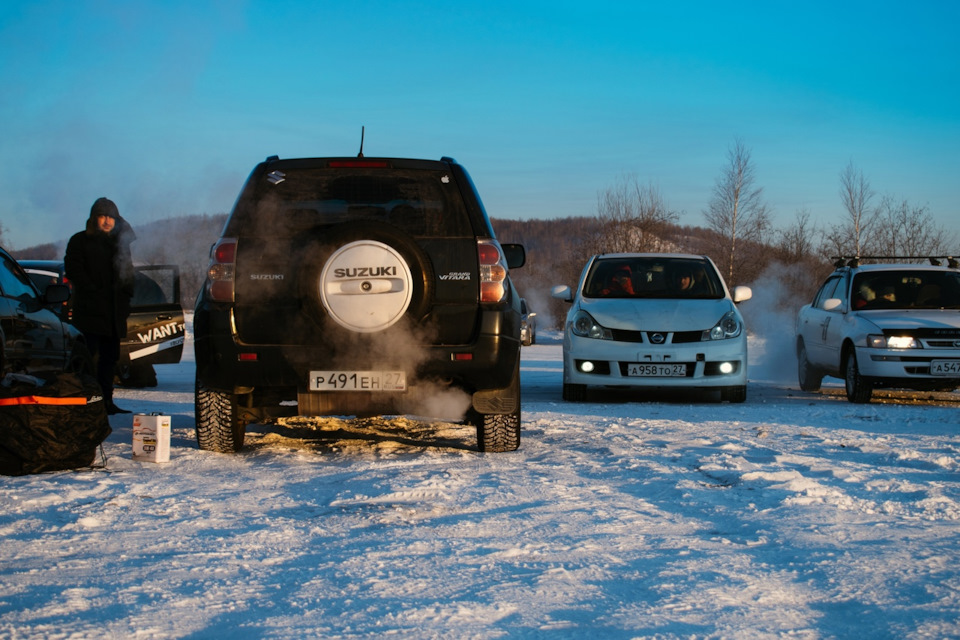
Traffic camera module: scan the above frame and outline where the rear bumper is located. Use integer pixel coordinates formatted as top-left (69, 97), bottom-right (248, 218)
top-left (194, 306), bottom-right (521, 395)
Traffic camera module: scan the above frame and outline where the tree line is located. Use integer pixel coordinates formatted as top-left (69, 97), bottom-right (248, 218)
top-left (10, 142), bottom-right (957, 330)
top-left (496, 139), bottom-right (958, 328)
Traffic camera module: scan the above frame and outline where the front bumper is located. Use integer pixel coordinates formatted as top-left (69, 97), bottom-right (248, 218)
top-left (854, 345), bottom-right (960, 386)
top-left (563, 332), bottom-right (748, 388)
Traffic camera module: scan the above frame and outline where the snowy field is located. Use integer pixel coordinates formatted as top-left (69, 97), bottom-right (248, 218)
top-left (2, 319), bottom-right (959, 639)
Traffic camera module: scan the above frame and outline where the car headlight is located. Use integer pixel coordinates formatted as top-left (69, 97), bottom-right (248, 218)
top-left (570, 310), bottom-right (612, 340)
top-left (867, 334), bottom-right (920, 349)
top-left (702, 311), bottom-right (742, 341)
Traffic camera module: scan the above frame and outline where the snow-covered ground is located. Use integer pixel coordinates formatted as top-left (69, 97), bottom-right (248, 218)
top-left (2, 319), bottom-right (959, 639)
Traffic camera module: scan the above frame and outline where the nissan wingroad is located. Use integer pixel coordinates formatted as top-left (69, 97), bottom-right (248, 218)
top-left (796, 256), bottom-right (960, 403)
top-left (552, 253), bottom-right (752, 403)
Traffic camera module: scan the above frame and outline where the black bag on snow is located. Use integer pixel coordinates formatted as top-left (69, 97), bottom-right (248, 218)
top-left (0, 372), bottom-right (111, 476)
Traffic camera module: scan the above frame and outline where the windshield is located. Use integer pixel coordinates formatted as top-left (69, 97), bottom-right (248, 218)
top-left (583, 257), bottom-right (724, 299)
top-left (851, 270), bottom-right (960, 310)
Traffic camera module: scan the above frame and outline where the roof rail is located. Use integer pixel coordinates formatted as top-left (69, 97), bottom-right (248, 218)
top-left (831, 256), bottom-right (959, 269)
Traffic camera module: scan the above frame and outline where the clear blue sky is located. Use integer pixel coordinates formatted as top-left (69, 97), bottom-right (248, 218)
top-left (2, 1), bottom-right (958, 250)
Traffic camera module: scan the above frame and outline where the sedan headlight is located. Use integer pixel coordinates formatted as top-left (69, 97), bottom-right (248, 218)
top-left (702, 311), bottom-right (742, 341)
top-left (867, 334), bottom-right (920, 349)
top-left (570, 310), bottom-right (612, 340)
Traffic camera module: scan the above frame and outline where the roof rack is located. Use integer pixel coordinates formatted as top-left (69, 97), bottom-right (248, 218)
top-left (831, 256), bottom-right (959, 269)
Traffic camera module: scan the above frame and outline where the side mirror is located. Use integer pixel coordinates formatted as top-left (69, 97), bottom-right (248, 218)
top-left (732, 285), bottom-right (752, 303)
top-left (43, 283), bottom-right (71, 305)
top-left (502, 244), bottom-right (525, 269)
top-left (551, 285), bottom-right (573, 302)
top-left (823, 298), bottom-right (843, 312)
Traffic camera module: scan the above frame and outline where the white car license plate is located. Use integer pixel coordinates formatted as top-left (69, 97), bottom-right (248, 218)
top-left (309, 370), bottom-right (407, 391)
top-left (627, 363), bottom-right (687, 377)
top-left (930, 360), bottom-right (960, 376)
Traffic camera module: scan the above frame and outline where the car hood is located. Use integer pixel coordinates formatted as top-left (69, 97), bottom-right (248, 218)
top-left (857, 309), bottom-right (960, 331)
top-left (578, 297), bottom-right (738, 331)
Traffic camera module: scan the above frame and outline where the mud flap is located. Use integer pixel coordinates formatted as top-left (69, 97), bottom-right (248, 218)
top-left (471, 384), bottom-right (519, 415)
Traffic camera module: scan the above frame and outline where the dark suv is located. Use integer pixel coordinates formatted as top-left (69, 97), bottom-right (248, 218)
top-left (194, 155), bottom-right (526, 453)
top-left (0, 245), bottom-right (85, 376)
top-left (20, 261), bottom-right (185, 387)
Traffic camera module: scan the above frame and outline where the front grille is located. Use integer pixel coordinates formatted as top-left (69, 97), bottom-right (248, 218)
top-left (672, 330), bottom-right (703, 344)
top-left (925, 340), bottom-right (960, 348)
top-left (610, 328), bottom-right (644, 343)
top-left (609, 329), bottom-right (705, 344)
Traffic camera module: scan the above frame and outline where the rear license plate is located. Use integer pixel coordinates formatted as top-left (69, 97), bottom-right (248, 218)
top-left (930, 360), bottom-right (960, 376)
top-left (309, 370), bottom-right (407, 391)
top-left (627, 363), bottom-right (687, 377)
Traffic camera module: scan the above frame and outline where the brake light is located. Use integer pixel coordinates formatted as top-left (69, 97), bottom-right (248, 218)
top-left (478, 239), bottom-right (508, 303)
top-left (328, 160), bottom-right (389, 168)
top-left (214, 241), bottom-right (236, 264)
top-left (207, 238), bottom-right (237, 302)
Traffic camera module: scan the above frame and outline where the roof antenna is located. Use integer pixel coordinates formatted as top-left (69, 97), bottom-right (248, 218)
top-left (358, 126), bottom-right (365, 158)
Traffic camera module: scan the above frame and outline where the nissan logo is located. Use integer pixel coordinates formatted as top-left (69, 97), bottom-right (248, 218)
top-left (650, 332), bottom-right (666, 344)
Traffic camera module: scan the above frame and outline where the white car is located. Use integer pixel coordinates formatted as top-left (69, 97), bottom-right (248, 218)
top-left (552, 253), bottom-right (752, 402)
top-left (796, 257), bottom-right (960, 403)
top-left (520, 297), bottom-right (537, 346)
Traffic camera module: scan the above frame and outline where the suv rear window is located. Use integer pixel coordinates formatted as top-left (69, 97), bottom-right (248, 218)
top-left (234, 168), bottom-right (473, 238)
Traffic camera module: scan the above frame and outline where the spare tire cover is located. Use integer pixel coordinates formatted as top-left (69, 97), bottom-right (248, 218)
top-left (319, 240), bottom-right (414, 332)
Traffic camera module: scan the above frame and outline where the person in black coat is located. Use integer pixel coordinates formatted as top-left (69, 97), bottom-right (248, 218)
top-left (64, 197), bottom-right (137, 415)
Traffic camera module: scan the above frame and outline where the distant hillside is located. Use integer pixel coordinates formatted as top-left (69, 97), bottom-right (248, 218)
top-left (13, 213), bottom-right (813, 328)
top-left (12, 213), bottom-right (228, 309)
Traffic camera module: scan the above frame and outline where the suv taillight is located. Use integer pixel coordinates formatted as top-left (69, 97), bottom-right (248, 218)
top-left (206, 238), bottom-right (237, 302)
top-left (478, 239), bottom-right (508, 303)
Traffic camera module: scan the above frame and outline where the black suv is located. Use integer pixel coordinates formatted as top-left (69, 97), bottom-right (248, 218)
top-left (194, 156), bottom-right (526, 453)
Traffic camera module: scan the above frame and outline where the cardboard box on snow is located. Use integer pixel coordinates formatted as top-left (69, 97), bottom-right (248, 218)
top-left (132, 413), bottom-right (171, 463)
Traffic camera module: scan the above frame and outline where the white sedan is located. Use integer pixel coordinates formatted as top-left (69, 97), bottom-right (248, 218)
top-left (795, 258), bottom-right (960, 403)
top-left (552, 253), bottom-right (752, 402)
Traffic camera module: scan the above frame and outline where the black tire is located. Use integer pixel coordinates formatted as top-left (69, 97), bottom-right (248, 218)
top-left (721, 385), bottom-right (747, 403)
top-left (116, 362), bottom-right (158, 388)
top-left (844, 351), bottom-right (873, 403)
top-left (470, 361), bottom-right (521, 452)
top-left (195, 381), bottom-right (246, 452)
top-left (475, 412), bottom-right (521, 453)
top-left (563, 383), bottom-right (586, 402)
top-left (797, 341), bottom-right (823, 392)
top-left (298, 222), bottom-right (435, 331)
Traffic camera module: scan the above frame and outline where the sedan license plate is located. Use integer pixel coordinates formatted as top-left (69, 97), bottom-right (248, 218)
top-left (930, 360), bottom-right (960, 376)
top-left (627, 363), bottom-right (687, 377)
top-left (309, 370), bottom-right (407, 391)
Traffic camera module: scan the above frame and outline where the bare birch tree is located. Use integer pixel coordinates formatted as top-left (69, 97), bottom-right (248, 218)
top-left (593, 174), bottom-right (678, 254)
top-left (830, 161), bottom-right (875, 257)
top-left (775, 209), bottom-right (816, 262)
top-left (703, 139), bottom-right (772, 283)
top-left (870, 195), bottom-right (956, 258)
